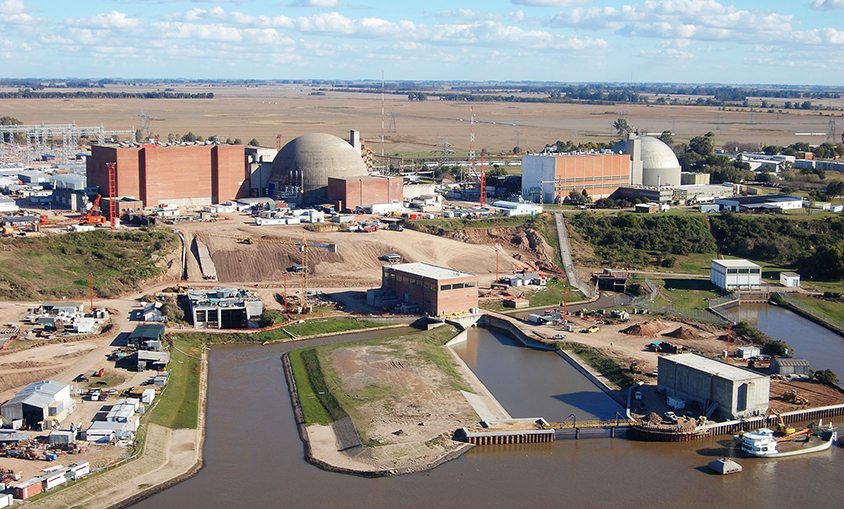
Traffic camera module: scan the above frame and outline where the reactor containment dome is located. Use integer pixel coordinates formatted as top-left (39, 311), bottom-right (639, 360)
top-left (269, 133), bottom-right (368, 204)
top-left (613, 135), bottom-right (681, 187)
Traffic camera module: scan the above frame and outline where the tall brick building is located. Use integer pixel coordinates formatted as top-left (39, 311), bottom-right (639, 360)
top-left (327, 176), bottom-right (402, 212)
top-left (86, 145), bottom-right (249, 207)
top-left (521, 152), bottom-right (631, 203)
top-left (380, 263), bottom-right (478, 316)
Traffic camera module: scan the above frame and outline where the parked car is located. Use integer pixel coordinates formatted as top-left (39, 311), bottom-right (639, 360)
top-left (634, 391), bottom-right (643, 401)
top-left (552, 334), bottom-right (566, 339)
top-left (664, 411), bottom-right (677, 421)
top-left (587, 326), bottom-right (600, 333)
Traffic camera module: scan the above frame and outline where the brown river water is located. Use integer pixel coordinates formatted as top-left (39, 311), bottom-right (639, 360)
top-left (134, 322), bottom-right (844, 509)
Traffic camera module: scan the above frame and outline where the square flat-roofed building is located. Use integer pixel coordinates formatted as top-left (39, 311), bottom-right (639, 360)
top-left (381, 263), bottom-right (478, 316)
top-left (522, 152), bottom-right (631, 203)
top-left (658, 353), bottom-right (770, 420)
top-left (711, 259), bottom-right (762, 291)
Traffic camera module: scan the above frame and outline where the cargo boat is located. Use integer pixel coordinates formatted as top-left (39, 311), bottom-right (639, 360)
top-left (735, 423), bottom-right (837, 458)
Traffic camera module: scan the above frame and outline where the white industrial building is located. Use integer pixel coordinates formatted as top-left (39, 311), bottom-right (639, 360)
top-left (779, 272), bottom-right (800, 288)
top-left (711, 259), bottom-right (762, 291)
top-left (658, 353), bottom-right (770, 420)
top-left (1, 380), bottom-right (75, 429)
top-left (715, 195), bottom-right (803, 213)
top-left (492, 200), bottom-right (543, 216)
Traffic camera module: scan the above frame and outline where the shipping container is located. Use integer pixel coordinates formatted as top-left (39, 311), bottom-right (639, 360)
top-left (67, 462), bottom-right (90, 480)
top-left (43, 471), bottom-right (68, 491)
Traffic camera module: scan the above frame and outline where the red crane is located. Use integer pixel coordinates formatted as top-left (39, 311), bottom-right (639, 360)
top-left (107, 162), bottom-right (118, 230)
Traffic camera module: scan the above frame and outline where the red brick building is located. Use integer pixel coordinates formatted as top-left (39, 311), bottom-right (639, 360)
top-left (87, 145), bottom-right (249, 207)
top-left (327, 176), bottom-right (402, 212)
top-left (381, 263), bottom-right (478, 316)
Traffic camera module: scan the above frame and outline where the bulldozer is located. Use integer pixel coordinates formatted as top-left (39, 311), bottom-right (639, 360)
top-left (238, 237), bottom-right (255, 245)
top-left (783, 388), bottom-right (809, 405)
top-left (629, 361), bottom-right (642, 374)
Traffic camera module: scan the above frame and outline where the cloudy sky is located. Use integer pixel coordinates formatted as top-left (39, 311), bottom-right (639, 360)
top-left (1, 0), bottom-right (843, 85)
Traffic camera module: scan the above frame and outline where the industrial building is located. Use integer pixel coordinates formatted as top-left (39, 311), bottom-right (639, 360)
top-left (268, 131), bottom-right (368, 205)
top-left (187, 288), bottom-right (263, 329)
top-left (86, 144), bottom-right (250, 207)
top-left (521, 152), bottom-right (630, 203)
top-left (672, 184), bottom-right (735, 204)
top-left (369, 262), bottom-right (478, 316)
top-left (658, 353), bottom-right (770, 420)
top-left (612, 135), bottom-right (682, 188)
top-left (710, 259), bottom-right (762, 291)
top-left (779, 272), bottom-right (800, 288)
top-left (591, 269), bottom-right (629, 292)
top-left (128, 324), bottom-right (166, 349)
top-left (680, 172), bottom-right (711, 185)
top-left (0, 380), bottom-right (75, 429)
top-left (771, 358), bottom-right (811, 377)
top-left (327, 175), bottom-right (403, 213)
top-left (715, 195), bottom-right (803, 213)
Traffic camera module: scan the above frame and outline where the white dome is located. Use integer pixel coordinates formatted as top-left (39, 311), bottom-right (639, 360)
top-left (613, 136), bottom-right (681, 187)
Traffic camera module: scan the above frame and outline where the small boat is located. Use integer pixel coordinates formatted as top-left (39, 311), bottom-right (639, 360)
top-left (735, 423), bottom-right (837, 458)
top-left (708, 457), bottom-right (742, 475)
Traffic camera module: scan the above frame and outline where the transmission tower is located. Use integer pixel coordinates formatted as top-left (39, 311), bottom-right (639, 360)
top-left (436, 137), bottom-right (454, 166)
top-left (469, 106), bottom-right (476, 180)
top-left (513, 130), bottom-right (523, 152)
top-left (139, 113), bottom-right (150, 142)
top-left (827, 120), bottom-right (838, 145)
top-left (388, 111), bottom-right (397, 133)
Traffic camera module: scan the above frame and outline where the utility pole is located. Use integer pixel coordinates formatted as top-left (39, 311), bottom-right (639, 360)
top-left (89, 273), bottom-right (94, 314)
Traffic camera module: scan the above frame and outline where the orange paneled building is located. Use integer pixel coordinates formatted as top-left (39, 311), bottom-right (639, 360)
top-left (87, 145), bottom-right (249, 207)
top-left (521, 153), bottom-right (631, 203)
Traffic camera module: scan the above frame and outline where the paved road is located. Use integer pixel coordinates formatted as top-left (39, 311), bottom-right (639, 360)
top-left (554, 212), bottom-right (593, 298)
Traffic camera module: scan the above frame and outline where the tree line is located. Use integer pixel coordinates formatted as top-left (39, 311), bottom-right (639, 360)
top-left (0, 90), bottom-right (214, 99)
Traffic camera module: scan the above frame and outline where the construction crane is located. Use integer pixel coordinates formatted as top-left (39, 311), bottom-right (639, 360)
top-left (80, 195), bottom-right (107, 225)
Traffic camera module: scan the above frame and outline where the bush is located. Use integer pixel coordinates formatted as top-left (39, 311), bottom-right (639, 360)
top-left (258, 309), bottom-right (284, 328)
top-left (813, 369), bottom-right (839, 386)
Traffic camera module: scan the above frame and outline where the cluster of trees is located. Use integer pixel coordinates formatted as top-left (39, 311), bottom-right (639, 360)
top-left (407, 92), bottom-right (427, 101)
top-left (0, 90), bottom-right (214, 99)
top-left (163, 133), bottom-right (257, 146)
top-left (763, 142), bottom-right (844, 160)
top-left (673, 132), bottom-right (756, 183)
top-left (710, 214), bottom-right (844, 279)
top-left (545, 139), bottom-right (616, 153)
top-left (732, 322), bottom-right (792, 357)
top-left (569, 213), bottom-right (715, 266)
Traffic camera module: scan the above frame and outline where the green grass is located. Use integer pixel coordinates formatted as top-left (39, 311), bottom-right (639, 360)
top-left (647, 278), bottom-right (722, 312)
top-left (481, 279), bottom-right (586, 311)
top-left (554, 342), bottom-right (635, 389)
top-left (288, 348), bottom-right (334, 425)
top-left (148, 337), bottom-right (202, 429)
top-left (788, 294), bottom-right (844, 323)
top-left (0, 228), bottom-right (179, 300)
top-left (407, 215), bottom-right (536, 232)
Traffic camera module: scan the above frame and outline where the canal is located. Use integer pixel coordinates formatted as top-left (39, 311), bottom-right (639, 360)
top-left (450, 327), bottom-right (623, 422)
top-left (133, 327), bottom-right (844, 509)
top-left (728, 303), bottom-right (844, 375)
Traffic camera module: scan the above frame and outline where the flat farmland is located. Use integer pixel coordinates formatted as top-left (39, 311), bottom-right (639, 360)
top-left (1, 83), bottom-right (842, 155)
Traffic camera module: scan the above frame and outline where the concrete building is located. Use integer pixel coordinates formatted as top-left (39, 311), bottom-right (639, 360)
top-left (1, 380), bottom-right (75, 429)
top-left (735, 346), bottom-right (762, 360)
top-left (101, 197), bottom-right (143, 219)
top-left (521, 152), bottom-right (630, 203)
top-left (672, 184), bottom-right (735, 204)
top-left (268, 131), bottom-right (368, 205)
top-left (658, 353), bottom-right (770, 420)
top-left (187, 288), bottom-right (263, 329)
top-left (771, 358), bottom-right (811, 377)
top-left (715, 195), bottom-right (803, 213)
top-left (327, 176), bottom-right (403, 213)
top-left (779, 272), bottom-right (800, 288)
top-left (86, 144), bottom-right (249, 207)
top-left (681, 172), bottom-right (711, 185)
top-left (491, 201), bottom-right (543, 216)
top-left (610, 185), bottom-right (675, 204)
top-left (245, 145), bottom-right (278, 197)
top-left (711, 259), bottom-right (762, 291)
top-left (372, 262), bottom-right (478, 316)
top-left (128, 324), bottom-right (166, 349)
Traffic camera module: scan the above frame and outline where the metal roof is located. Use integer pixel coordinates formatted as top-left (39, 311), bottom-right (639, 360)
top-left (387, 262), bottom-right (475, 280)
top-left (716, 195), bottom-right (802, 205)
top-left (781, 272), bottom-right (800, 278)
top-left (661, 353), bottom-right (766, 382)
top-left (711, 259), bottom-right (761, 269)
top-left (129, 324), bottom-right (165, 341)
top-left (4, 380), bottom-right (69, 410)
top-left (772, 358), bottom-right (810, 367)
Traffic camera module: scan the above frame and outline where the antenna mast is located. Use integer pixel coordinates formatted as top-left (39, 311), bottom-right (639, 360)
top-left (381, 71), bottom-right (385, 156)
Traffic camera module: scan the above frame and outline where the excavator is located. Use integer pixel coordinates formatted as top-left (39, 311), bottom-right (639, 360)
top-left (766, 408), bottom-right (796, 435)
top-left (80, 194), bottom-right (108, 225)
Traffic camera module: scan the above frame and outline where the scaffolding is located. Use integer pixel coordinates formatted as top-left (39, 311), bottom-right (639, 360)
top-left (0, 123), bottom-right (136, 163)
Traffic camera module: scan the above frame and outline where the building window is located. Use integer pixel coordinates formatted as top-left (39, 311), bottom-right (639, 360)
top-left (727, 268), bottom-right (738, 274)
top-left (440, 284), bottom-right (452, 291)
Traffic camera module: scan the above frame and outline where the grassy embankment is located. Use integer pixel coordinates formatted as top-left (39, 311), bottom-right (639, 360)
top-left (148, 336), bottom-right (203, 429)
top-left (289, 325), bottom-right (469, 428)
top-left (552, 341), bottom-right (635, 390)
top-left (0, 228), bottom-right (179, 300)
top-left (170, 316), bottom-right (394, 345)
top-left (783, 294), bottom-right (844, 324)
top-left (481, 279), bottom-right (585, 312)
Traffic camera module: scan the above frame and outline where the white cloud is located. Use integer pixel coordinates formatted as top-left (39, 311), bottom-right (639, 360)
top-left (71, 11), bottom-right (142, 29)
top-left (290, 0), bottom-right (341, 7)
top-left (0, 0), bottom-right (34, 25)
top-left (809, 0), bottom-right (844, 10)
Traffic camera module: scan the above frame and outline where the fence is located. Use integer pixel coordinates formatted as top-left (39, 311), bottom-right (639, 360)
top-left (777, 293), bottom-right (844, 335)
top-left (627, 278), bottom-right (658, 306)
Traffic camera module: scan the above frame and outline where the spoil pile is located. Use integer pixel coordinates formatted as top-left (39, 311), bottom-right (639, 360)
top-left (664, 326), bottom-right (703, 340)
top-left (620, 319), bottom-right (670, 337)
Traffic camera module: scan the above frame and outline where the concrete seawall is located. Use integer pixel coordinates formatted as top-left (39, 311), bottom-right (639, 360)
top-left (553, 349), bottom-right (627, 407)
top-left (481, 314), bottom-right (555, 351)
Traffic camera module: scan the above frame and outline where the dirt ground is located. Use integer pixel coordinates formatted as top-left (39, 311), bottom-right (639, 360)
top-left (304, 337), bottom-right (478, 473)
top-left (177, 212), bottom-right (553, 289)
top-left (2, 83), bottom-right (841, 155)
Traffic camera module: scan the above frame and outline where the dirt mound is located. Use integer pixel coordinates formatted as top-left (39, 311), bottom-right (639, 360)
top-left (621, 319), bottom-right (670, 337)
top-left (442, 226), bottom-right (558, 271)
top-left (664, 326), bottom-right (704, 340)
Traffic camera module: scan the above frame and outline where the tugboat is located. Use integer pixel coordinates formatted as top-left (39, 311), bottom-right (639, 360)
top-left (735, 422), bottom-right (837, 458)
